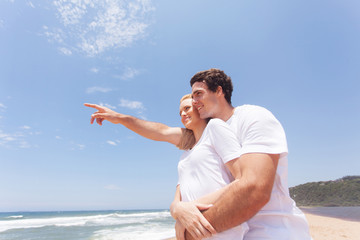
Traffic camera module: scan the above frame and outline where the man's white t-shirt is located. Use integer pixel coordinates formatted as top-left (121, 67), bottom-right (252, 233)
top-left (178, 118), bottom-right (249, 240)
top-left (227, 105), bottom-right (312, 240)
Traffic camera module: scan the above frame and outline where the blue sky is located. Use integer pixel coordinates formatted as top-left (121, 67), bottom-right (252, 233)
top-left (1, 0), bottom-right (359, 212)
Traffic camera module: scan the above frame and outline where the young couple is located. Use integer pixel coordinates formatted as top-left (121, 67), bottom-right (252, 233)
top-left (85, 68), bottom-right (312, 240)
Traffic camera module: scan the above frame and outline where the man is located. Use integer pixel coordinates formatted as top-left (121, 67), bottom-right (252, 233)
top-left (85, 68), bottom-right (312, 240)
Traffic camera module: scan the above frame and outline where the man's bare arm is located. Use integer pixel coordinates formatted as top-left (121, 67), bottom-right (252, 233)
top-left (185, 153), bottom-right (279, 239)
top-left (84, 103), bottom-right (182, 145)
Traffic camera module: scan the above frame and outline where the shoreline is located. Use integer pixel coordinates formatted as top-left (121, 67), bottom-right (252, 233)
top-left (300, 206), bottom-right (360, 222)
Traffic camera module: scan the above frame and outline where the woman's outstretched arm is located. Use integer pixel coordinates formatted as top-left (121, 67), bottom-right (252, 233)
top-left (84, 103), bottom-right (182, 145)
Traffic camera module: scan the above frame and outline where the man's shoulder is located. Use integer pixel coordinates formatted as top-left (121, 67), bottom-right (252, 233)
top-left (235, 104), bottom-right (268, 111)
top-left (208, 118), bottom-right (227, 125)
top-left (234, 104), bottom-right (272, 117)
top-left (207, 118), bottom-right (229, 131)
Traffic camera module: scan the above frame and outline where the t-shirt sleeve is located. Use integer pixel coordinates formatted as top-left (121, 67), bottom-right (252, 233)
top-left (239, 106), bottom-right (288, 156)
top-left (207, 119), bottom-right (242, 163)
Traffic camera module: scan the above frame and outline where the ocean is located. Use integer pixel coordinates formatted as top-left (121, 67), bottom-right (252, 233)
top-left (300, 206), bottom-right (360, 222)
top-left (0, 209), bottom-right (175, 240)
top-left (1, 207), bottom-right (359, 240)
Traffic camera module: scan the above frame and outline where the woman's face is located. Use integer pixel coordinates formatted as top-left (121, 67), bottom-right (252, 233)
top-left (179, 98), bottom-right (201, 130)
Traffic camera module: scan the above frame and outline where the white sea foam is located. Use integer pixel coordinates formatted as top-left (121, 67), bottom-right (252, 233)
top-left (4, 215), bottom-right (23, 219)
top-left (0, 211), bottom-right (172, 233)
top-left (91, 225), bottom-right (175, 240)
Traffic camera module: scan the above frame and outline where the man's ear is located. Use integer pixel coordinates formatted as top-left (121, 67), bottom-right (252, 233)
top-left (216, 86), bottom-right (224, 96)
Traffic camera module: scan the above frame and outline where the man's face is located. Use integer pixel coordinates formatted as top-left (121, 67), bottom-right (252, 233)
top-left (191, 81), bottom-right (219, 119)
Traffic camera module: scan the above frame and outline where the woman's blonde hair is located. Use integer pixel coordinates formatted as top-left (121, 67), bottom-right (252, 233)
top-left (176, 94), bottom-right (196, 150)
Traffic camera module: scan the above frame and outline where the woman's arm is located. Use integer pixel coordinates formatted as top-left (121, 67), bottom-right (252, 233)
top-left (84, 103), bottom-right (182, 145)
top-left (170, 185), bottom-right (182, 218)
top-left (170, 185), bottom-right (225, 240)
top-left (171, 155), bottom-right (240, 240)
top-left (170, 186), bottom-right (187, 240)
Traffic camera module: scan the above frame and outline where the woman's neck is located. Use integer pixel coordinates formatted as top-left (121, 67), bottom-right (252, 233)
top-left (191, 121), bottom-right (207, 143)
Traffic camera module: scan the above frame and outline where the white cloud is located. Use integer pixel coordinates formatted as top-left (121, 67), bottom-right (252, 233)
top-left (0, 132), bottom-right (16, 143)
top-left (90, 67), bottom-right (99, 73)
top-left (104, 184), bottom-right (121, 190)
top-left (0, 130), bottom-right (32, 149)
top-left (59, 47), bottom-right (72, 55)
top-left (86, 86), bottom-right (113, 94)
top-left (69, 141), bottom-right (86, 150)
top-left (45, 0), bottom-right (155, 56)
top-left (43, 26), bottom-right (65, 43)
top-left (0, 105), bottom-right (37, 149)
top-left (0, 103), bottom-right (7, 110)
top-left (55, 136), bottom-right (62, 140)
top-left (19, 141), bottom-right (31, 149)
top-left (27, 1), bottom-right (35, 8)
top-left (119, 98), bottom-right (144, 110)
top-left (99, 102), bottom-right (116, 109)
top-left (71, 143), bottom-right (85, 150)
top-left (77, 144), bottom-right (85, 150)
top-left (107, 140), bottom-right (117, 146)
top-left (0, 20), bottom-right (4, 29)
top-left (119, 67), bottom-right (141, 80)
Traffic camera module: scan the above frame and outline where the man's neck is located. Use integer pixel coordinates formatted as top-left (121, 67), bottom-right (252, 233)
top-left (215, 103), bottom-right (235, 122)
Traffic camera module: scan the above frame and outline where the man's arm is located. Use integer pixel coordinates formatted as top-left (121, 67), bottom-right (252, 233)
top-left (84, 103), bottom-right (182, 145)
top-left (185, 153), bottom-right (279, 239)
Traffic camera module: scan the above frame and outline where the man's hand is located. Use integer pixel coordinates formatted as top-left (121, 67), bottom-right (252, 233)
top-left (185, 153), bottom-right (279, 240)
top-left (172, 201), bottom-right (216, 240)
top-left (84, 103), bottom-right (121, 125)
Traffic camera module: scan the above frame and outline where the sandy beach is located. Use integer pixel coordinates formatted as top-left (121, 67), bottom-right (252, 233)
top-left (166, 213), bottom-right (360, 240)
top-left (305, 213), bottom-right (360, 240)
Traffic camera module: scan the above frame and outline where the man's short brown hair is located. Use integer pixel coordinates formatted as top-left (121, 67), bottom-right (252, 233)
top-left (190, 68), bottom-right (233, 104)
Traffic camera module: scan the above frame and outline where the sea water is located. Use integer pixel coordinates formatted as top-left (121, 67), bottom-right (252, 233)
top-left (2, 207), bottom-right (359, 240)
top-left (0, 209), bottom-right (175, 240)
top-left (300, 206), bottom-right (360, 222)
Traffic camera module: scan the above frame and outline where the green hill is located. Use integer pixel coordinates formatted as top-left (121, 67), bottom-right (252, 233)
top-left (289, 176), bottom-right (360, 206)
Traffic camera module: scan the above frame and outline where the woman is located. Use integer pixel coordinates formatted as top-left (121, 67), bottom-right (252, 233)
top-left (170, 94), bottom-right (248, 240)
top-left (84, 96), bottom-right (248, 239)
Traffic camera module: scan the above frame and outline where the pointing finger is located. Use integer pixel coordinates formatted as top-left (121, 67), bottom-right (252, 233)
top-left (84, 103), bottom-right (102, 110)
